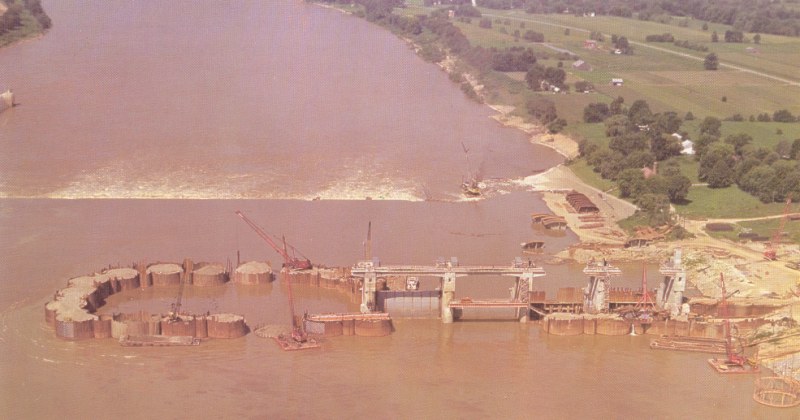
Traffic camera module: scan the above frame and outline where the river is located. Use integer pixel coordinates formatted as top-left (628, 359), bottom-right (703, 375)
top-left (0, 1), bottom-right (788, 418)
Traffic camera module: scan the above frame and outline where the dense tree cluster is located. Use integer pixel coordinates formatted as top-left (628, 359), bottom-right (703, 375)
top-left (578, 98), bottom-right (692, 218)
top-left (0, 0), bottom-right (51, 37)
top-left (525, 64), bottom-right (566, 90)
top-left (611, 34), bottom-right (633, 54)
top-left (645, 33), bottom-right (675, 42)
top-left (691, 117), bottom-right (800, 202)
top-left (704, 53), bottom-right (719, 70)
top-left (490, 47), bottom-right (538, 71)
top-left (523, 30), bottom-right (545, 42)
top-left (724, 30), bottom-right (745, 42)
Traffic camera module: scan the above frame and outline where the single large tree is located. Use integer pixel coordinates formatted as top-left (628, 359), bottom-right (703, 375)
top-left (704, 53), bottom-right (719, 70)
top-left (699, 116), bottom-right (722, 137)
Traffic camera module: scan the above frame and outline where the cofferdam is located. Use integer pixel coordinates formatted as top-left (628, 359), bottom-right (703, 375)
top-left (0, 1), bottom-right (792, 418)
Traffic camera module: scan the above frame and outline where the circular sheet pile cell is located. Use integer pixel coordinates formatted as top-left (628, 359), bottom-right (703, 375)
top-left (192, 263), bottom-right (229, 286)
top-left (753, 376), bottom-right (800, 408)
top-left (233, 261), bottom-right (273, 285)
top-left (147, 263), bottom-right (183, 287)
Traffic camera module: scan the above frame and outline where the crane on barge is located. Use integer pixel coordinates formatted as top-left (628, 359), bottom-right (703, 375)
top-left (234, 211), bottom-right (319, 350)
top-left (708, 273), bottom-right (759, 373)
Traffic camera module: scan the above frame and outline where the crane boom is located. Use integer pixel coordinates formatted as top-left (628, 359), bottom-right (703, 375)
top-left (235, 211), bottom-right (312, 270)
top-left (764, 195), bottom-right (793, 261)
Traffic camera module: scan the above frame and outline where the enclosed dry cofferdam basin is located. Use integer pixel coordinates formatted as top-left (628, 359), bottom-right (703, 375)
top-left (43, 260), bottom-right (269, 341)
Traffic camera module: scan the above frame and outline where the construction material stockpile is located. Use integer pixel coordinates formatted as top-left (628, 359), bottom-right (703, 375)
top-left (565, 191), bottom-right (599, 213)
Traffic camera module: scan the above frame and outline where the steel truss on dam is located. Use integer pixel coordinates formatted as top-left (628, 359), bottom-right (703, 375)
top-left (351, 259), bottom-right (546, 323)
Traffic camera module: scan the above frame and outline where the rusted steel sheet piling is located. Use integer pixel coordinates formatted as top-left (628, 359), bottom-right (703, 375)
top-left (45, 261), bottom-right (249, 341)
top-left (233, 261), bottom-right (274, 285)
top-left (148, 263), bottom-right (183, 287)
top-left (192, 263), bottom-right (228, 287)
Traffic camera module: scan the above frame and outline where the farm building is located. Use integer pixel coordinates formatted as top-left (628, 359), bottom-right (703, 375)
top-left (572, 60), bottom-right (591, 71)
top-left (681, 139), bottom-right (695, 155)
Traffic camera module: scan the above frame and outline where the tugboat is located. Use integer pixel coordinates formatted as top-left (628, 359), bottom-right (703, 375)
top-left (460, 142), bottom-right (482, 197)
top-left (461, 177), bottom-right (481, 197)
top-left (0, 89), bottom-right (14, 113)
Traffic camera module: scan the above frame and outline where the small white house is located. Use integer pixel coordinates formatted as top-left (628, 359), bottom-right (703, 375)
top-left (681, 139), bottom-right (695, 155)
top-left (611, 78), bottom-right (624, 86)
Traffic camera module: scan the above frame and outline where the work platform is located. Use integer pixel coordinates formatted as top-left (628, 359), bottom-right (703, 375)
top-left (449, 299), bottom-right (530, 309)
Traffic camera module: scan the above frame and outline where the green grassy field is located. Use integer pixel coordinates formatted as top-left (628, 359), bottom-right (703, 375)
top-left (680, 120), bottom-right (800, 151)
top-left (674, 186), bottom-right (791, 218)
top-left (455, 9), bottom-right (800, 122)
top-left (565, 159), bottom-right (617, 192)
top-left (707, 217), bottom-right (800, 246)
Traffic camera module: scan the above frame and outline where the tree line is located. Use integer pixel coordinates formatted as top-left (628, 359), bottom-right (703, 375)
top-left (467, 0), bottom-right (800, 37)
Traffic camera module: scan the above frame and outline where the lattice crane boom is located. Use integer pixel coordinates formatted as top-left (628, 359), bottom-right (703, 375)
top-left (764, 195), bottom-right (793, 261)
top-left (235, 211), bottom-right (312, 270)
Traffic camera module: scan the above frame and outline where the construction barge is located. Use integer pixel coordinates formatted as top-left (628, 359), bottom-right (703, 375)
top-left (119, 335), bottom-right (200, 347)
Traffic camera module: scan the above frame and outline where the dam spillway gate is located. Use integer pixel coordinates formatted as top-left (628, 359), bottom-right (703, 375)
top-left (351, 259), bottom-right (546, 323)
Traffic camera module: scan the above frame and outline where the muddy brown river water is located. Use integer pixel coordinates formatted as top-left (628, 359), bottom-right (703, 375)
top-left (0, 1), bottom-right (791, 418)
